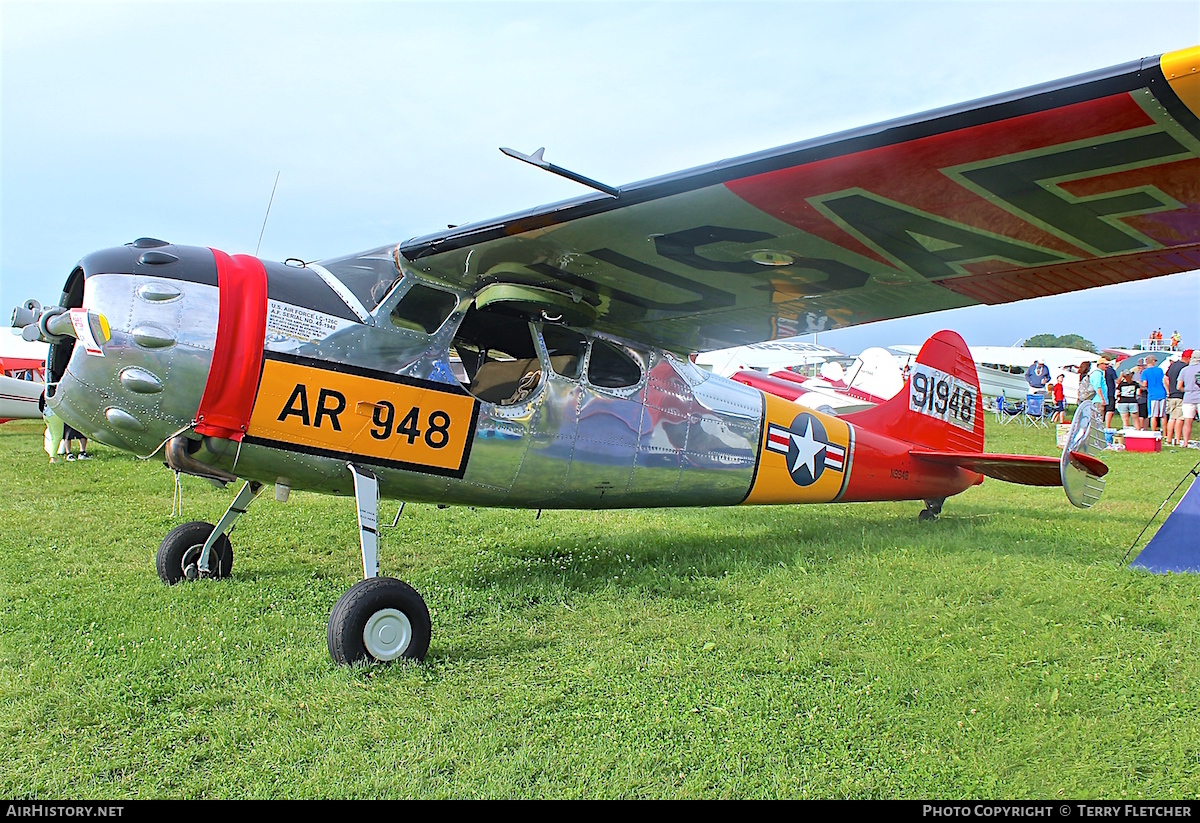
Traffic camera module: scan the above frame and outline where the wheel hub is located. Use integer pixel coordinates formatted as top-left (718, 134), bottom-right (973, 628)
top-left (363, 608), bottom-right (413, 661)
top-left (182, 545), bottom-right (203, 580)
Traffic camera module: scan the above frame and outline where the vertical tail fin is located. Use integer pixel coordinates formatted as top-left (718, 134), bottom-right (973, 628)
top-left (844, 330), bottom-right (984, 452)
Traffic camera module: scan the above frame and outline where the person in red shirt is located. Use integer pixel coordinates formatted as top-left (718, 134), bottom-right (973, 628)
top-left (1051, 374), bottom-right (1066, 423)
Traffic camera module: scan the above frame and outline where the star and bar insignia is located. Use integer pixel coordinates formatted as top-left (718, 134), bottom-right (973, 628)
top-left (765, 413), bottom-right (845, 487)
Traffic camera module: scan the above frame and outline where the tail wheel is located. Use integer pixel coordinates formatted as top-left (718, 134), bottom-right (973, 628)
top-left (327, 577), bottom-right (431, 665)
top-left (918, 497), bottom-right (945, 523)
top-left (156, 521), bottom-right (233, 584)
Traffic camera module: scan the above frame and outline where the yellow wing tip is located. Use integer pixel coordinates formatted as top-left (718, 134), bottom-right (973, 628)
top-left (1162, 46), bottom-right (1200, 118)
top-left (1162, 46), bottom-right (1200, 77)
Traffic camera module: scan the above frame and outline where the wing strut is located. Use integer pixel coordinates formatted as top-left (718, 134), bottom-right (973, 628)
top-left (499, 146), bottom-right (620, 197)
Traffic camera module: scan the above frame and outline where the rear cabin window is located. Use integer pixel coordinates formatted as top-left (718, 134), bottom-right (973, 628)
top-left (541, 326), bottom-right (588, 380)
top-left (390, 284), bottom-right (458, 334)
top-left (588, 340), bottom-right (643, 389)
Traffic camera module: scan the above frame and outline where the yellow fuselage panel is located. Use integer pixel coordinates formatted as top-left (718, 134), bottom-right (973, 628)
top-left (743, 392), bottom-right (853, 505)
top-left (246, 354), bottom-right (478, 477)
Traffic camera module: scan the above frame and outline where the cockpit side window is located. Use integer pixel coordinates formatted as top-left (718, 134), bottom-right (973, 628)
top-left (540, 325), bottom-right (587, 380)
top-left (391, 283), bottom-right (458, 334)
top-left (588, 339), bottom-right (643, 389)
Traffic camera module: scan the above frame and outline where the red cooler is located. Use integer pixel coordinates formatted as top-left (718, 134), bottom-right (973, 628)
top-left (1124, 431), bottom-right (1163, 452)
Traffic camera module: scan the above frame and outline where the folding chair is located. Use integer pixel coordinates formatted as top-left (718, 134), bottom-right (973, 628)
top-left (996, 396), bottom-right (1024, 424)
top-left (1023, 393), bottom-right (1049, 427)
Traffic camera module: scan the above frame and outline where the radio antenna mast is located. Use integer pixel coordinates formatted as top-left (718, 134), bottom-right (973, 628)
top-left (255, 171), bottom-right (281, 256)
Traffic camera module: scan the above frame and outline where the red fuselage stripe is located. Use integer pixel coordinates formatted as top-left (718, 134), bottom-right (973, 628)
top-left (193, 249), bottom-right (268, 442)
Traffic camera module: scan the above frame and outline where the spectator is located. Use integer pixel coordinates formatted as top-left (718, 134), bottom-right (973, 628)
top-left (1131, 360), bottom-right (1148, 430)
top-left (40, 393), bottom-right (63, 464)
top-left (1103, 357), bottom-right (1117, 428)
top-left (1077, 361), bottom-right (1096, 404)
top-left (1142, 354), bottom-right (1167, 434)
top-left (1089, 358), bottom-right (1109, 422)
top-left (1026, 359), bottom-right (1051, 393)
top-left (1179, 350), bottom-right (1200, 448)
top-left (61, 424), bottom-right (89, 461)
top-left (1051, 374), bottom-right (1066, 424)
top-left (1166, 349), bottom-right (1191, 446)
top-left (1115, 370), bottom-right (1139, 429)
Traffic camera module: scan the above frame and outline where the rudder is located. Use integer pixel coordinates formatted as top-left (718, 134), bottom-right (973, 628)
top-left (844, 330), bottom-right (984, 452)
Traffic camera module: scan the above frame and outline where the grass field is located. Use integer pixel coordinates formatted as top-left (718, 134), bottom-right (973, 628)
top-left (2, 416), bottom-right (1199, 799)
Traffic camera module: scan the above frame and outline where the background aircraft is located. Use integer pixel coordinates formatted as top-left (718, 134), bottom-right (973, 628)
top-left (12, 44), bottom-right (1199, 665)
top-left (694, 341), bottom-right (844, 377)
top-left (0, 330), bottom-right (46, 423)
top-left (891, 343), bottom-right (1097, 404)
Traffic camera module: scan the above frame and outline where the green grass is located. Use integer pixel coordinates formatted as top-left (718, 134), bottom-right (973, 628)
top-left (2, 417), bottom-right (1199, 798)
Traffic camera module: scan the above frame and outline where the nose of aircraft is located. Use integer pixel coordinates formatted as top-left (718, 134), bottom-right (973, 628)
top-left (12, 239), bottom-right (268, 461)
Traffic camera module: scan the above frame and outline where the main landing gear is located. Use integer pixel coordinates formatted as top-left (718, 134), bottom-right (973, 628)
top-left (918, 497), bottom-right (945, 522)
top-left (154, 465), bottom-right (431, 665)
top-left (326, 464), bottom-right (431, 665)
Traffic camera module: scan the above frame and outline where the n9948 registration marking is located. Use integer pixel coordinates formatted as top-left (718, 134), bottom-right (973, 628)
top-left (909, 364), bottom-right (974, 430)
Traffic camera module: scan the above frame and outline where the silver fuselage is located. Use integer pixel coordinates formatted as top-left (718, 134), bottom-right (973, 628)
top-left (47, 245), bottom-right (766, 509)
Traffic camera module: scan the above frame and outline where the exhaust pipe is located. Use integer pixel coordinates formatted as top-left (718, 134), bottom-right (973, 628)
top-left (166, 435), bottom-right (238, 484)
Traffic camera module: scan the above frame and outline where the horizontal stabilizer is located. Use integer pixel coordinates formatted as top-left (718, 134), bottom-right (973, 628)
top-left (910, 450), bottom-right (1108, 487)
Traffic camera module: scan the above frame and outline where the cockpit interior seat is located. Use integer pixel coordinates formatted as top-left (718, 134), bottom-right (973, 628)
top-left (471, 358), bottom-right (541, 404)
top-left (469, 355), bottom-right (581, 404)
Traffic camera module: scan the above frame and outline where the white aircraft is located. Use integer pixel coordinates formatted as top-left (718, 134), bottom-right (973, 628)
top-left (0, 329), bottom-right (47, 423)
top-left (893, 344), bottom-right (1096, 404)
top-left (694, 340), bottom-right (843, 376)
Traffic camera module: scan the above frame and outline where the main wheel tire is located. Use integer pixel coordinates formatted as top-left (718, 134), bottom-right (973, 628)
top-left (156, 521), bottom-right (233, 585)
top-left (918, 509), bottom-right (938, 522)
top-left (327, 577), bottom-right (431, 665)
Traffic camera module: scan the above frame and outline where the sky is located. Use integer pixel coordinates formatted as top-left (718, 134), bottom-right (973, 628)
top-left (2, 0), bottom-right (1198, 355)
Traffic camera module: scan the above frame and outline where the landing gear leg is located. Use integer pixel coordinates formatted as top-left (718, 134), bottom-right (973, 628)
top-left (327, 464), bottom-right (431, 665)
top-left (349, 463), bottom-right (380, 580)
top-left (195, 481), bottom-right (262, 579)
top-left (156, 480), bottom-right (262, 584)
top-left (918, 497), bottom-right (945, 522)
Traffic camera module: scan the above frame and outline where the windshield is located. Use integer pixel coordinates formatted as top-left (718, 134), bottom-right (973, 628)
top-left (316, 245), bottom-right (401, 311)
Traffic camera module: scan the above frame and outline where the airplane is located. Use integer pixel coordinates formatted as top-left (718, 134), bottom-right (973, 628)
top-left (892, 343), bottom-right (1097, 404)
top-left (695, 339), bottom-right (893, 414)
top-left (774, 347), bottom-right (907, 406)
top-left (0, 329), bottom-right (47, 423)
top-left (12, 44), bottom-right (1200, 666)
top-left (696, 340), bottom-right (903, 409)
top-left (728, 347), bottom-right (904, 415)
top-left (694, 340), bottom-right (844, 377)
